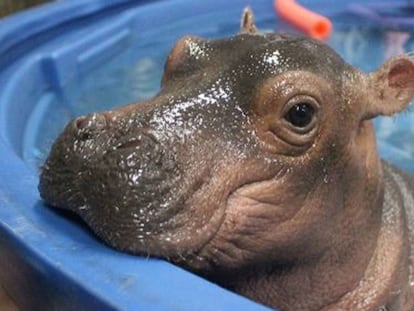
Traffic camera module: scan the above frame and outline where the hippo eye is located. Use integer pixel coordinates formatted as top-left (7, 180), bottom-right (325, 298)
top-left (285, 103), bottom-right (315, 128)
top-left (283, 95), bottom-right (319, 131)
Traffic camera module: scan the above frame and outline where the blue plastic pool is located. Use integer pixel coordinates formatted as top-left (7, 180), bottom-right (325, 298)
top-left (1, 0), bottom-right (414, 310)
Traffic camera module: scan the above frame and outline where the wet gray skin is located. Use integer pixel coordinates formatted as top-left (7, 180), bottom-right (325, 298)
top-left (39, 9), bottom-right (414, 311)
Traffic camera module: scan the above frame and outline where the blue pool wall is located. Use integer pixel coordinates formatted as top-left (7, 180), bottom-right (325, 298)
top-left (1, 0), bottom-right (414, 310)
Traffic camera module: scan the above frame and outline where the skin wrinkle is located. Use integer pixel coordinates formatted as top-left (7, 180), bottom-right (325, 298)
top-left (209, 176), bottom-right (326, 270)
top-left (172, 175), bottom-right (228, 257)
top-left (230, 180), bottom-right (310, 226)
top-left (216, 191), bottom-right (311, 266)
top-left (179, 163), bottom-right (287, 263)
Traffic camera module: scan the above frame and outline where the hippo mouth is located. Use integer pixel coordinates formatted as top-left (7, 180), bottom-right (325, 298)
top-left (39, 128), bottom-right (231, 262)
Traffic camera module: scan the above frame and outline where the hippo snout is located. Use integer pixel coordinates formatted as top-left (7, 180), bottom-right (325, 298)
top-left (73, 112), bottom-right (108, 139)
top-left (41, 108), bottom-right (162, 202)
top-left (71, 111), bottom-right (160, 158)
top-left (39, 103), bottom-right (213, 256)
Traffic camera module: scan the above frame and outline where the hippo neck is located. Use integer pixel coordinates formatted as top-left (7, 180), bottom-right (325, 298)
top-left (321, 163), bottom-right (411, 311)
top-left (225, 162), bottom-right (411, 311)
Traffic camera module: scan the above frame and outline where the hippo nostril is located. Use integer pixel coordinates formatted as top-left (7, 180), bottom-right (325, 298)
top-left (74, 116), bottom-right (87, 130)
top-left (74, 113), bottom-right (107, 130)
top-left (73, 113), bottom-right (108, 139)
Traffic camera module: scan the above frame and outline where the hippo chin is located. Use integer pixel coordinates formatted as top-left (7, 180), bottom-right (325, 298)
top-left (39, 8), bottom-right (414, 311)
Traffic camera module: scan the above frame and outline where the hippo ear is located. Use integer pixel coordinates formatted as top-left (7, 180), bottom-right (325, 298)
top-left (364, 56), bottom-right (414, 119)
top-left (240, 7), bottom-right (257, 34)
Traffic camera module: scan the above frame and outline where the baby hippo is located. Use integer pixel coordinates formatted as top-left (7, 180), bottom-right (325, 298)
top-left (39, 8), bottom-right (414, 311)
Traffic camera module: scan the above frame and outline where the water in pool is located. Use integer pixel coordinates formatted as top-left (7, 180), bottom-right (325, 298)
top-left (30, 11), bottom-right (414, 174)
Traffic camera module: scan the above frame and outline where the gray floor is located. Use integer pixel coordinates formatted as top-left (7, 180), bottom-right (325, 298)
top-left (0, 286), bottom-right (18, 311)
top-left (1, 1), bottom-right (49, 309)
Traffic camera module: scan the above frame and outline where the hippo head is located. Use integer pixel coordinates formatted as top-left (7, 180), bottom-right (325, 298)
top-left (39, 9), bottom-right (414, 283)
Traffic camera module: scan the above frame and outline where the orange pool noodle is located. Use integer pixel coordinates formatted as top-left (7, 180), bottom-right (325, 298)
top-left (274, 0), bottom-right (333, 40)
